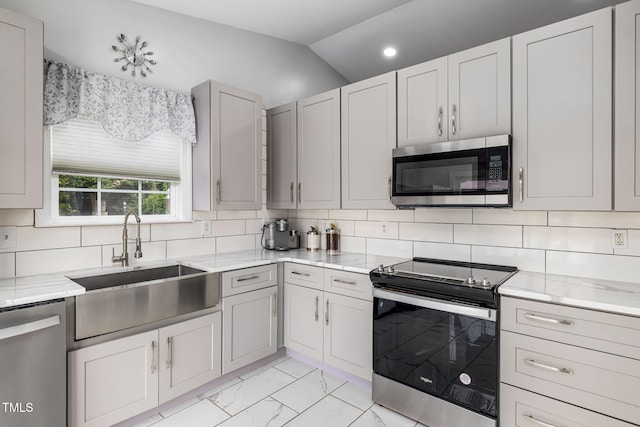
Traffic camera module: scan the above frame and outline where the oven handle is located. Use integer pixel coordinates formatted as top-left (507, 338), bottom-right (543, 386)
top-left (373, 288), bottom-right (497, 321)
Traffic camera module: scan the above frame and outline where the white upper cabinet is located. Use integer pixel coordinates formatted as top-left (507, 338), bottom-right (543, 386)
top-left (397, 57), bottom-right (448, 146)
top-left (341, 72), bottom-right (396, 209)
top-left (297, 88), bottom-right (341, 209)
top-left (192, 81), bottom-right (262, 211)
top-left (267, 102), bottom-right (297, 209)
top-left (615, 0), bottom-right (640, 211)
top-left (397, 38), bottom-right (510, 147)
top-left (512, 8), bottom-right (612, 210)
top-left (0, 8), bottom-right (43, 208)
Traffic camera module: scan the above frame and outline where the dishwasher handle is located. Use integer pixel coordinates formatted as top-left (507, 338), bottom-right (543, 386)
top-left (0, 315), bottom-right (61, 341)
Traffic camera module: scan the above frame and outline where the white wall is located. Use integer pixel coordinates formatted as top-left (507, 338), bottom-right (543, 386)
top-left (0, 0), bottom-right (347, 107)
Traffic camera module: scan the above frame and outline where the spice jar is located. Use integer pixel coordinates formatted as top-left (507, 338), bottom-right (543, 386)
top-left (326, 227), bottom-right (340, 254)
top-left (306, 227), bottom-right (320, 251)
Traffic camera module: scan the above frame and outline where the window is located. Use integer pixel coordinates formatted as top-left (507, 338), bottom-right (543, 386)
top-left (36, 118), bottom-right (192, 226)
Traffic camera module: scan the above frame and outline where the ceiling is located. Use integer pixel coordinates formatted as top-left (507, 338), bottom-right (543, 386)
top-left (128, 0), bottom-right (625, 82)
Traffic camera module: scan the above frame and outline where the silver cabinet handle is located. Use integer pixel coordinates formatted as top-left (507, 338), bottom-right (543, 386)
top-left (388, 176), bottom-right (392, 201)
top-left (437, 106), bottom-right (443, 136)
top-left (451, 104), bottom-right (457, 135)
top-left (0, 315), bottom-right (60, 341)
top-left (518, 168), bottom-right (524, 203)
top-left (272, 293), bottom-right (277, 317)
top-left (524, 358), bottom-right (573, 375)
top-left (216, 180), bottom-right (221, 205)
top-left (237, 275), bottom-right (260, 282)
top-left (314, 295), bottom-right (319, 321)
top-left (325, 299), bottom-right (330, 325)
top-left (290, 182), bottom-right (294, 203)
top-left (334, 278), bottom-right (357, 286)
top-left (151, 340), bottom-right (157, 374)
top-left (524, 313), bottom-right (574, 327)
top-left (522, 414), bottom-right (561, 427)
top-left (166, 337), bottom-right (173, 369)
top-left (298, 182), bottom-right (302, 203)
top-left (291, 270), bottom-right (310, 277)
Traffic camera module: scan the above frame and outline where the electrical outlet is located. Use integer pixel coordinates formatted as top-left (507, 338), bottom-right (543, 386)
top-left (201, 220), bottom-right (212, 237)
top-left (612, 229), bottom-right (628, 249)
top-left (380, 221), bottom-right (389, 236)
top-left (0, 226), bottom-right (17, 249)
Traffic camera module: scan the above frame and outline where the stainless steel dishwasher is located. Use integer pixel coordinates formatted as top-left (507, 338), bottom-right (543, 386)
top-left (0, 299), bottom-right (66, 427)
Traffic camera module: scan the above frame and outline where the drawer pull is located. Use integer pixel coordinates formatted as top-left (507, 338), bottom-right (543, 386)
top-left (522, 414), bottom-right (561, 427)
top-left (524, 313), bottom-right (574, 327)
top-left (291, 271), bottom-right (311, 277)
top-left (237, 275), bottom-right (260, 282)
top-left (524, 358), bottom-right (573, 375)
top-left (334, 278), bottom-right (357, 286)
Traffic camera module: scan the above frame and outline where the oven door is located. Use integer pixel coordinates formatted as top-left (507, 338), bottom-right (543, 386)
top-left (373, 288), bottom-right (498, 419)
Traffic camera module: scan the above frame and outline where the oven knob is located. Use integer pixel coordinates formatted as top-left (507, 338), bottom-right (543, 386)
top-left (466, 277), bottom-right (476, 285)
top-left (377, 264), bottom-right (385, 273)
top-left (481, 278), bottom-right (492, 288)
top-left (386, 265), bottom-right (395, 274)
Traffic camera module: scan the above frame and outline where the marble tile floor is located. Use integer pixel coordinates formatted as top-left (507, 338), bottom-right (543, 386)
top-left (128, 356), bottom-right (427, 427)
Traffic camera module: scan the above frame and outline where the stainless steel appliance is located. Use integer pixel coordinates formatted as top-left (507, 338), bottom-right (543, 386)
top-left (370, 258), bottom-right (517, 427)
top-left (262, 219), bottom-right (299, 250)
top-left (0, 299), bottom-right (66, 427)
top-left (391, 135), bottom-right (511, 207)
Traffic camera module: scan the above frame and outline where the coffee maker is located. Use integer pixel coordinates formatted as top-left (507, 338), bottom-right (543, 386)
top-left (262, 219), bottom-right (300, 250)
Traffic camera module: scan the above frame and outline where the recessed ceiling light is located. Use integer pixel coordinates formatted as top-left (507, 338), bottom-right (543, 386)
top-left (383, 47), bottom-right (397, 58)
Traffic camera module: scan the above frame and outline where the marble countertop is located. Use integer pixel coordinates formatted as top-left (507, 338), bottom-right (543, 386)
top-left (499, 271), bottom-right (640, 317)
top-left (0, 249), bottom-right (407, 309)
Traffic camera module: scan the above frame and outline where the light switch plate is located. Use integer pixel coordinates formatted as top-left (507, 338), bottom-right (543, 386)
top-left (0, 226), bottom-right (17, 249)
top-left (201, 220), bottom-right (212, 237)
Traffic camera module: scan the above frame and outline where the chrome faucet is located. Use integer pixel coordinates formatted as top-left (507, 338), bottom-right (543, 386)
top-left (111, 211), bottom-right (143, 266)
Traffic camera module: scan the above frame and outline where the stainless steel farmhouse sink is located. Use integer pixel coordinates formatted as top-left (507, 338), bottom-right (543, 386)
top-left (69, 264), bottom-right (220, 340)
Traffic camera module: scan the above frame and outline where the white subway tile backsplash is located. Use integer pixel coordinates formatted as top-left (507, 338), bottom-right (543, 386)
top-left (192, 211), bottom-right (218, 220)
top-left (548, 211), bottom-right (640, 229)
top-left (355, 221), bottom-right (399, 239)
top-left (328, 210), bottom-right (368, 221)
top-left (524, 226), bottom-right (612, 254)
top-left (16, 246), bottom-right (102, 276)
top-left (0, 253), bottom-right (15, 278)
top-left (414, 208), bottom-right (472, 224)
top-left (472, 246), bottom-right (545, 273)
top-left (15, 226), bottom-right (81, 252)
top-left (102, 241), bottom-right (167, 265)
top-left (294, 210), bottom-right (330, 220)
top-left (413, 242), bottom-right (470, 262)
top-left (367, 238), bottom-right (412, 258)
top-left (367, 209), bottom-right (414, 222)
top-left (399, 223), bottom-right (453, 243)
top-left (340, 236), bottom-right (366, 253)
top-left (257, 209), bottom-right (288, 219)
top-left (246, 219), bottom-right (265, 235)
top-left (167, 238), bottom-right (216, 259)
top-left (0, 209), bottom-right (33, 226)
top-left (454, 224), bottom-right (522, 248)
top-left (473, 209), bottom-right (547, 226)
top-left (82, 224), bottom-right (151, 246)
top-left (546, 251), bottom-right (640, 283)
top-left (216, 235), bottom-right (256, 253)
top-left (151, 222), bottom-right (202, 241)
top-left (217, 210), bottom-right (258, 220)
top-left (211, 220), bottom-right (246, 237)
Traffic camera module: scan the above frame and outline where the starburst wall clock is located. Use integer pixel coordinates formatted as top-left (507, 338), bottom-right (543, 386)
top-left (112, 34), bottom-right (156, 77)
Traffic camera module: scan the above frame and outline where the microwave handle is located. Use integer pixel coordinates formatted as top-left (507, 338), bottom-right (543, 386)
top-left (518, 168), bottom-right (524, 203)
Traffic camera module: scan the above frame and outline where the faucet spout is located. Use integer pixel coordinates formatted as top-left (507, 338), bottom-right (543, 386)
top-left (112, 211), bottom-right (143, 266)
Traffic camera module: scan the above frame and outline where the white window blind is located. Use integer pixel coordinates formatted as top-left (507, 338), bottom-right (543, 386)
top-left (51, 117), bottom-right (182, 181)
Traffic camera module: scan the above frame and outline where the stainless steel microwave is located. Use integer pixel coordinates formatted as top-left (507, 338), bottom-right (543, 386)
top-left (391, 135), bottom-right (511, 207)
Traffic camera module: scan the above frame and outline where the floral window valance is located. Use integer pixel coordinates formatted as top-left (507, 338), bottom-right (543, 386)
top-left (43, 61), bottom-right (196, 145)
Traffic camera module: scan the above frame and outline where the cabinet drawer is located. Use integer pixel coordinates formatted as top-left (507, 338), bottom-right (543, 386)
top-left (501, 330), bottom-right (640, 424)
top-left (501, 297), bottom-right (640, 360)
top-left (222, 264), bottom-right (277, 296)
top-left (500, 383), bottom-right (635, 427)
top-left (284, 263), bottom-right (324, 290)
top-left (324, 269), bottom-right (372, 301)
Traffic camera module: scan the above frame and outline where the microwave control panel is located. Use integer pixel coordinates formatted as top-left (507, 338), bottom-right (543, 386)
top-left (486, 145), bottom-right (509, 192)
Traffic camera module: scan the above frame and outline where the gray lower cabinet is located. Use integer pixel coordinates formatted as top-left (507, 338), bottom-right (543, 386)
top-left (68, 312), bottom-right (222, 427)
top-left (192, 80), bottom-right (262, 211)
top-left (221, 265), bottom-right (278, 374)
top-left (500, 296), bottom-right (640, 425)
top-left (267, 102), bottom-right (297, 209)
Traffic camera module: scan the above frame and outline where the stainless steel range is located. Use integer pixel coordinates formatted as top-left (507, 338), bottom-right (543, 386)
top-left (370, 258), bottom-right (517, 427)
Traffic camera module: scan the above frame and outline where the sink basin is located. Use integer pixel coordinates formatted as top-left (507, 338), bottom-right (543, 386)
top-left (70, 264), bottom-right (220, 340)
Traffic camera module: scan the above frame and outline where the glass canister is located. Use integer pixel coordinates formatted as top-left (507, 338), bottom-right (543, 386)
top-left (306, 227), bottom-right (320, 251)
top-left (326, 228), bottom-right (340, 254)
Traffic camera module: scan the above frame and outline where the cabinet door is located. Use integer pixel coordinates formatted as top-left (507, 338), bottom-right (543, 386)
top-left (158, 312), bottom-right (222, 404)
top-left (323, 292), bottom-right (372, 380)
top-left (341, 72), bottom-right (396, 209)
top-left (397, 57), bottom-right (448, 146)
top-left (0, 8), bottom-right (42, 208)
top-left (448, 38), bottom-right (511, 141)
top-left (297, 89), bottom-right (341, 209)
top-left (615, 0), bottom-right (640, 210)
top-left (267, 102), bottom-right (297, 209)
top-left (512, 8), bottom-right (612, 210)
top-left (284, 283), bottom-right (323, 360)
top-left (68, 330), bottom-right (159, 427)
top-left (222, 286), bottom-right (277, 374)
